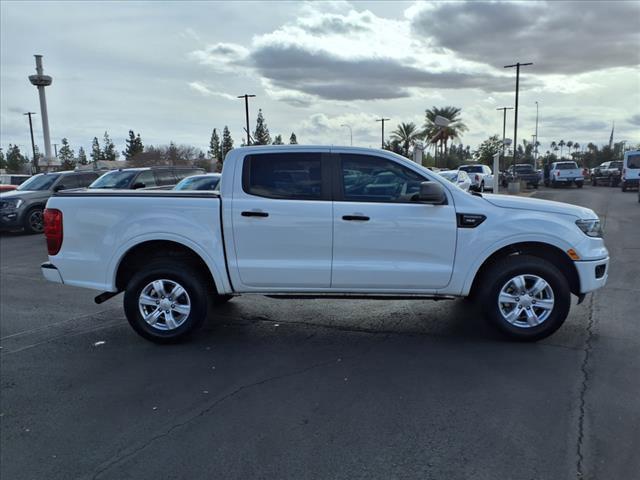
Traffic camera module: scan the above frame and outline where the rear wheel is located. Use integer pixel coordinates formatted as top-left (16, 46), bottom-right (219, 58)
top-left (480, 181), bottom-right (485, 193)
top-left (576, 181), bottom-right (583, 189)
top-left (123, 259), bottom-right (209, 343)
top-left (477, 255), bottom-right (571, 341)
top-left (591, 176), bottom-right (597, 186)
top-left (23, 207), bottom-right (44, 234)
top-left (621, 181), bottom-right (627, 192)
top-left (608, 176), bottom-right (615, 187)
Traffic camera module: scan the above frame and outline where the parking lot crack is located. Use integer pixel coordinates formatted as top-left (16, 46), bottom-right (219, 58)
top-left (89, 353), bottom-right (362, 479)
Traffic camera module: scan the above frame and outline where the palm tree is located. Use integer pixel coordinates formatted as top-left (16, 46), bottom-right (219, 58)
top-left (573, 142), bottom-right (580, 159)
top-left (559, 139), bottom-right (566, 159)
top-left (390, 122), bottom-right (420, 157)
top-left (423, 106), bottom-right (468, 164)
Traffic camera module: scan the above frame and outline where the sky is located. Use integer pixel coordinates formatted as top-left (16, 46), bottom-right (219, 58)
top-left (1, 0), bottom-right (639, 159)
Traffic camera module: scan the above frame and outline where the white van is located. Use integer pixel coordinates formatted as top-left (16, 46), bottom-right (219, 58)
top-left (621, 150), bottom-right (640, 192)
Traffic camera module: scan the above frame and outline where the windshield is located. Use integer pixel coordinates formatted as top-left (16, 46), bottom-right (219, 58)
top-left (459, 166), bottom-right (483, 173)
top-left (438, 171), bottom-right (458, 182)
top-left (89, 170), bottom-right (138, 189)
top-left (174, 175), bottom-right (220, 191)
top-left (555, 162), bottom-right (578, 170)
top-left (626, 155), bottom-right (640, 169)
top-left (17, 174), bottom-right (60, 191)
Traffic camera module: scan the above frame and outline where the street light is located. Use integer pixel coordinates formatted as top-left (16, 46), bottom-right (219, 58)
top-left (237, 94), bottom-right (256, 145)
top-left (340, 124), bottom-right (353, 146)
top-left (504, 61), bottom-right (533, 170)
top-left (412, 115), bottom-right (451, 165)
top-left (375, 117), bottom-right (390, 149)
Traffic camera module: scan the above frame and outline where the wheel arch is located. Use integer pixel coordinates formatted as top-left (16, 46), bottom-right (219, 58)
top-left (114, 239), bottom-right (225, 294)
top-left (468, 241), bottom-right (581, 297)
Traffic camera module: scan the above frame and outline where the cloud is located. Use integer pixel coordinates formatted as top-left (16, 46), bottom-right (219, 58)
top-left (190, 42), bottom-right (249, 67)
top-left (188, 82), bottom-right (236, 100)
top-left (409, 1), bottom-right (640, 74)
top-left (628, 114), bottom-right (640, 127)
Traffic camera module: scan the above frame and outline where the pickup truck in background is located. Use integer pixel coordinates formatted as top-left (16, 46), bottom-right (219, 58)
top-left (501, 164), bottom-right (540, 188)
top-left (547, 161), bottom-right (584, 188)
top-left (41, 146), bottom-right (609, 343)
top-left (458, 164), bottom-right (494, 192)
top-left (590, 161), bottom-right (622, 187)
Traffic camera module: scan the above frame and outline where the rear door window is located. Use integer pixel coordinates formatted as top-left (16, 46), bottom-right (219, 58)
top-left (135, 170), bottom-right (157, 188)
top-left (155, 170), bottom-right (177, 186)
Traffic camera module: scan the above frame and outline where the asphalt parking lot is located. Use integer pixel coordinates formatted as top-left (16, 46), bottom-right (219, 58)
top-left (1, 185), bottom-right (638, 480)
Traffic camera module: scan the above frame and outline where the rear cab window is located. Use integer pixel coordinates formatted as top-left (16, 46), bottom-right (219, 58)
top-left (242, 152), bottom-right (325, 200)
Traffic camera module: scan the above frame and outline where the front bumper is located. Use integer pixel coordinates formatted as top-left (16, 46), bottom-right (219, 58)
top-left (554, 177), bottom-right (584, 183)
top-left (41, 262), bottom-right (64, 284)
top-left (0, 209), bottom-right (23, 229)
top-left (575, 257), bottom-right (609, 294)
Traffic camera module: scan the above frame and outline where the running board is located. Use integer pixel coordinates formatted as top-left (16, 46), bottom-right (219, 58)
top-left (264, 294), bottom-right (456, 301)
top-left (94, 291), bottom-right (122, 304)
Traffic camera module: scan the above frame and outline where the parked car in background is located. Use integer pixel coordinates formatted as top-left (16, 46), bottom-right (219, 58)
top-left (458, 164), bottom-right (494, 192)
top-left (590, 161), bottom-right (622, 187)
top-left (0, 174), bottom-right (31, 192)
top-left (89, 166), bottom-right (205, 190)
top-left (548, 161), bottom-right (584, 188)
top-left (174, 173), bottom-right (221, 191)
top-left (438, 169), bottom-right (471, 192)
top-left (41, 145), bottom-right (609, 343)
top-left (502, 163), bottom-right (540, 188)
top-left (0, 170), bottom-right (99, 233)
top-left (621, 150), bottom-right (640, 192)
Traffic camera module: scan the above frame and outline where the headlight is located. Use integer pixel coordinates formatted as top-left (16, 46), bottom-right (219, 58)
top-left (1, 198), bottom-right (23, 209)
top-left (576, 218), bottom-right (603, 238)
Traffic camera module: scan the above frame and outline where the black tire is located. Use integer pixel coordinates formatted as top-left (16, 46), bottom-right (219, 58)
top-left (551, 180), bottom-right (557, 188)
top-left (608, 176), bottom-right (614, 187)
top-left (23, 207), bottom-right (44, 234)
top-left (123, 259), bottom-right (209, 343)
top-left (576, 181), bottom-right (583, 189)
top-left (591, 176), bottom-right (597, 186)
top-left (621, 181), bottom-right (627, 192)
top-left (477, 255), bottom-right (571, 341)
top-left (480, 182), bottom-right (485, 193)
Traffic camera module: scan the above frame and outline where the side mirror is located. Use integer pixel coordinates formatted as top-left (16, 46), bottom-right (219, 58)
top-left (132, 182), bottom-right (145, 189)
top-left (53, 184), bottom-right (65, 192)
top-left (418, 181), bottom-right (447, 204)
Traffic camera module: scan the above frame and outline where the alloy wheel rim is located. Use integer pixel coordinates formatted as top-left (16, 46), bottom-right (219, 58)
top-left (497, 274), bottom-right (555, 328)
top-left (138, 279), bottom-right (191, 331)
top-left (30, 211), bottom-right (43, 231)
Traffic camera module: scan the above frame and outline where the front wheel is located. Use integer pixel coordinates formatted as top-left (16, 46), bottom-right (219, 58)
top-left (621, 182), bottom-right (627, 192)
top-left (576, 181), bottom-right (583, 189)
top-left (478, 255), bottom-right (571, 341)
top-left (23, 207), bottom-right (44, 234)
top-left (479, 182), bottom-right (485, 193)
top-left (123, 259), bottom-right (209, 343)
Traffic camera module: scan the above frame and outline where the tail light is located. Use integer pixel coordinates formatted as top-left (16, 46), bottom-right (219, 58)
top-left (475, 174), bottom-right (480, 182)
top-left (556, 171), bottom-right (560, 176)
top-left (44, 208), bottom-right (63, 255)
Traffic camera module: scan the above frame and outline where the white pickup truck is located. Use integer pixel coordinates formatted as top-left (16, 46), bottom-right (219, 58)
top-left (41, 146), bottom-right (609, 343)
top-left (547, 161), bottom-right (584, 188)
top-left (458, 164), bottom-right (494, 192)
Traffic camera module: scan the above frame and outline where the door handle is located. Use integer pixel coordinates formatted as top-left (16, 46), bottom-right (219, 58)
top-left (241, 211), bottom-right (269, 218)
top-left (342, 215), bottom-right (370, 221)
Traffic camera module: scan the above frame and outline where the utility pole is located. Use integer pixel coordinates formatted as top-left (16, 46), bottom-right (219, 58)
top-left (504, 62), bottom-right (533, 170)
top-left (496, 107), bottom-right (514, 171)
top-left (375, 118), bottom-right (390, 149)
top-left (28, 55), bottom-right (53, 170)
top-left (23, 112), bottom-right (38, 173)
top-left (340, 124), bottom-right (353, 146)
top-left (237, 94), bottom-right (256, 146)
top-left (53, 143), bottom-right (58, 158)
top-left (534, 101), bottom-right (539, 169)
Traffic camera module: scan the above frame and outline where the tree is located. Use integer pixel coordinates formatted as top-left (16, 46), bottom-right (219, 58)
top-left (77, 147), bottom-right (88, 165)
top-left (423, 106), bottom-right (467, 167)
top-left (102, 131), bottom-right (118, 161)
top-left (208, 128), bottom-right (221, 163)
top-left (558, 139), bottom-right (566, 159)
top-left (0, 148), bottom-right (5, 170)
top-left (6, 144), bottom-right (27, 173)
top-left (272, 134), bottom-right (284, 145)
top-left (473, 135), bottom-right (503, 166)
top-left (383, 138), bottom-right (404, 155)
top-left (123, 130), bottom-right (144, 161)
top-left (289, 132), bottom-right (298, 144)
top-left (253, 109), bottom-right (271, 145)
top-left (58, 138), bottom-right (76, 170)
top-left (390, 122), bottom-right (420, 157)
top-left (90, 137), bottom-right (102, 164)
top-left (221, 126), bottom-right (234, 163)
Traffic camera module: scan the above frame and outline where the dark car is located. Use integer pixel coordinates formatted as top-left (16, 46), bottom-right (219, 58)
top-left (501, 163), bottom-right (539, 188)
top-left (591, 161), bottom-right (622, 187)
top-left (89, 166), bottom-right (205, 190)
top-left (0, 170), bottom-right (100, 234)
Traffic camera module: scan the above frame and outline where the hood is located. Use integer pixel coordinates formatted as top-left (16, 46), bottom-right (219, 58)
top-left (0, 189), bottom-right (50, 200)
top-left (482, 193), bottom-right (596, 219)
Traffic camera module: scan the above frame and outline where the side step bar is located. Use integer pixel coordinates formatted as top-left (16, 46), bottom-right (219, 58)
top-left (264, 294), bottom-right (456, 301)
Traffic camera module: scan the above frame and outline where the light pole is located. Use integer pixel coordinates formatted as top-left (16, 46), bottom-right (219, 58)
top-left (375, 117), bottom-right (390, 149)
top-left (28, 55), bottom-right (53, 170)
top-left (23, 112), bottom-right (38, 173)
top-left (497, 107), bottom-right (514, 167)
top-left (340, 124), bottom-right (353, 146)
top-left (504, 61), bottom-right (533, 170)
top-left (237, 94), bottom-right (256, 145)
top-left (534, 101), bottom-right (539, 169)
